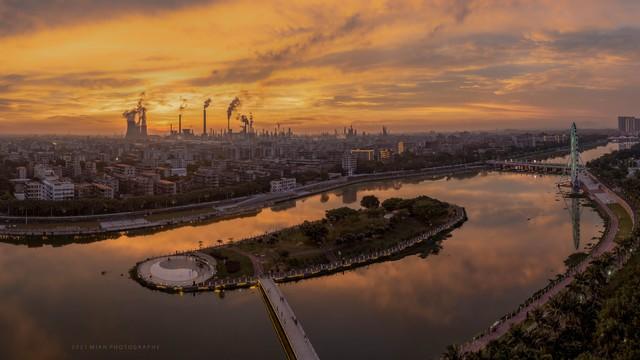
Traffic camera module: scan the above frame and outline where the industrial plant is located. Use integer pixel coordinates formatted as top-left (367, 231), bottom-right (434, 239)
top-left (162, 96), bottom-right (262, 139)
top-left (123, 93), bottom-right (148, 140)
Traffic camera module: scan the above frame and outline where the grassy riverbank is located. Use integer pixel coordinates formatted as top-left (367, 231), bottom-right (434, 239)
top-left (610, 203), bottom-right (633, 242)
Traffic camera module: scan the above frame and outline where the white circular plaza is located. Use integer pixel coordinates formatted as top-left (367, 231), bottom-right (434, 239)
top-left (138, 253), bottom-right (216, 287)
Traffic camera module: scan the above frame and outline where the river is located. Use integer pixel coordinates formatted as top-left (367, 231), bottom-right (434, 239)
top-left (0, 142), bottom-right (628, 360)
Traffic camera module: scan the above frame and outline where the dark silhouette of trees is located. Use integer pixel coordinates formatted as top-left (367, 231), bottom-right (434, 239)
top-left (325, 207), bottom-right (358, 222)
top-left (360, 195), bottom-right (380, 209)
top-left (300, 221), bottom-right (329, 245)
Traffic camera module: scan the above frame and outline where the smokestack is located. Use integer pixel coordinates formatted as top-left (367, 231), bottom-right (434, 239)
top-left (203, 98), bottom-right (211, 136)
top-left (178, 98), bottom-right (187, 135)
top-left (203, 109), bottom-right (207, 136)
top-left (226, 97), bottom-right (241, 131)
top-left (139, 108), bottom-right (148, 137)
top-left (135, 92), bottom-right (148, 138)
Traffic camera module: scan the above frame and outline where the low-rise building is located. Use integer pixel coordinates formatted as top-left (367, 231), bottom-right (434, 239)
top-left (75, 183), bottom-right (96, 199)
top-left (350, 149), bottom-right (375, 161)
top-left (270, 177), bottom-right (297, 193)
top-left (42, 177), bottom-right (75, 201)
top-left (193, 167), bottom-right (220, 188)
top-left (132, 176), bottom-right (154, 196)
top-left (155, 179), bottom-right (177, 195)
top-left (113, 164), bottom-right (136, 177)
top-left (25, 181), bottom-right (44, 200)
top-left (93, 183), bottom-right (115, 199)
top-left (170, 168), bottom-right (187, 177)
top-left (16, 166), bottom-right (27, 179)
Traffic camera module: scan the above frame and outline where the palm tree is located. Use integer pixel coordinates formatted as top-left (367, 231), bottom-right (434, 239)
top-left (442, 345), bottom-right (463, 360)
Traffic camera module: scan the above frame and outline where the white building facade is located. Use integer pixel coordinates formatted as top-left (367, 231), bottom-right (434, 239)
top-left (270, 177), bottom-right (297, 193)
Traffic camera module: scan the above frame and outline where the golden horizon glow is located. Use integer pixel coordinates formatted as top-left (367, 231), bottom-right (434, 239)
top-left (1, 0), bottom-right (639, 134)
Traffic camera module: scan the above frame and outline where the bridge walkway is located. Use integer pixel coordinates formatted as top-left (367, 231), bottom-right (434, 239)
top-left (258, 278), bottom-right (320, 360)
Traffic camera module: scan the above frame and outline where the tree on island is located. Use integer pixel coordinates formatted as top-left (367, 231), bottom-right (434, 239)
top-left (360, 195), bottom-right (380, 209)
top-left (301, 221), bottom-right (329, 244)
top-left (326, 207), bottom-right (359, 222)
top-left (382, 197), bottom-right (403, 211)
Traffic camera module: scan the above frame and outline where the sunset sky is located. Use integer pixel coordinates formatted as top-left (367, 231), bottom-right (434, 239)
top-left (0, 0), bottom-right (639, 135)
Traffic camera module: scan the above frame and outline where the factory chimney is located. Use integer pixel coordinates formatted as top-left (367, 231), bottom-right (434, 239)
top-left (178, 98), bottom-right (187, 135)
top-left (137, 92), bottom-right (147, 138)
top-left (203, 98), bottom-right (211, 136)
top-left (139, 107), bottom-right (148, 137)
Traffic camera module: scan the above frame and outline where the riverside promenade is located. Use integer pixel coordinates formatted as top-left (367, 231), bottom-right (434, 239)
top-left (258, 278), bottom-right (320, 360)
top-left (461, 171), bottom-right (635, 354)
top-left (134, 206), bottom-right (467, 293)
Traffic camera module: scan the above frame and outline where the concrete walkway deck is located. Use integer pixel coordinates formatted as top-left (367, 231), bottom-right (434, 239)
top-left (258, 278), bottom-right (320, 360)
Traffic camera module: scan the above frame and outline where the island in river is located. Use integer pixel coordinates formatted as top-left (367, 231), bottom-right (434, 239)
top-left (134, 195), bottom-right (466, 291)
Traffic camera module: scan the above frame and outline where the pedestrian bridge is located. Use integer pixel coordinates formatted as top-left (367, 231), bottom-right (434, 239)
top-left (258, 278), bottom-right (320, 360)
top-left (487, 160), bottom-right (580, 173)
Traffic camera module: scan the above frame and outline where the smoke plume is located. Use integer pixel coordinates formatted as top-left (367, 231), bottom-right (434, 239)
top-left (227, 97), bottom-right (241, 121)
top-left (179, 97), bottom-right (187, 114)
top-left (137, 91), bottom-right (146, 109)
top-left (204, 98), bottom-right (211, 109)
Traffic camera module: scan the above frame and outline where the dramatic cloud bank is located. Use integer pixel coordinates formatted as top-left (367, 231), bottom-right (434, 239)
top-left (0, 0), bottom-right (639, 134)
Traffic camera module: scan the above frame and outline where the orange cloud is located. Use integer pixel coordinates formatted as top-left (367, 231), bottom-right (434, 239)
top-left (1, 0), bottom-right (640, 134)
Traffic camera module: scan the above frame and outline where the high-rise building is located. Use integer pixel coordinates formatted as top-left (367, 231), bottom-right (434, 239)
top-left (618, 116), bottom-right (640, 134)
top-left (342, 152), bottom-right (357, 176)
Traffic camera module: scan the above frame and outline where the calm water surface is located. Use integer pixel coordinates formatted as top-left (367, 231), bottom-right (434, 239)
top-left (0, 143), bottom-right (622, 359)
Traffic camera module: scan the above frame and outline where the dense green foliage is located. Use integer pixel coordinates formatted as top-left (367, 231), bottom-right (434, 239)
top-left (360, 195), bottom-right (380, 209)
top-left (459, 239), bottom-right (640, 360)
top-left (300, 220), bottom-right (329, 244)
top-left (233, 195), bottom-right (454, 274)
top-left (325, 207), bottom-right (359, 222)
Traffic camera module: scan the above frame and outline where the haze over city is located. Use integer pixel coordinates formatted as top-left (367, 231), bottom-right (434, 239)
top-left (1, 0), bottom-right (639, 134)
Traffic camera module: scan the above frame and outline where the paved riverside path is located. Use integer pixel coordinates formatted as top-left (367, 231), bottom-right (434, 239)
top-left (258, 278), bottom-right (320, 360)
top-left (461, 171), bottom-right (630, 354)
top-left (228, 247), bottom-right (264, 276)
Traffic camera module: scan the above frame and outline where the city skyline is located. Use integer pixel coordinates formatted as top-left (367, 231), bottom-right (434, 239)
top-left (1, 1), bottom-right (640, 135)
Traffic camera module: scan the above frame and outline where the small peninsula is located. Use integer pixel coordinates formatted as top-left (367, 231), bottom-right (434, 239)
top-left (134, 195), bottom-right (466, 292)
